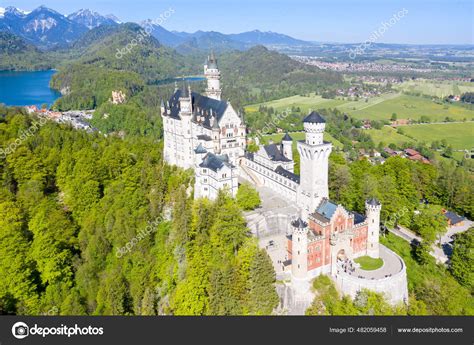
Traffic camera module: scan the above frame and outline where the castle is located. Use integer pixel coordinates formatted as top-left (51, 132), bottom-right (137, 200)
top-left (162, 53), bottom-right (408, 307)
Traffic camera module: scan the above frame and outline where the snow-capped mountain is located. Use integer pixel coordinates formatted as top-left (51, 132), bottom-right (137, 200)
top-left (0, 5), bottom-right (88, 48)
top-left (68, 9), bottom-right (119, 29)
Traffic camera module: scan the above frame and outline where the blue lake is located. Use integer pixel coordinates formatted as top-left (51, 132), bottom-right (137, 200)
top-left (0, 70), bottom-right (61, 107)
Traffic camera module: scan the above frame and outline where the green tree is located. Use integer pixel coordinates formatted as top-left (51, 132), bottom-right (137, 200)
top-left (236, 182), bottom-right (261, 210)
top-left (411, 205), bottom-right (446, 244)
top-left (450, 229), bottom-right (473, 290)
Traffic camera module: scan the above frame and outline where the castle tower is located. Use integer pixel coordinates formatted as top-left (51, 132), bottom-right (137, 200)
top-left (281, 133), bottom-right (293, 160)
top-left (204, 51), bottom-right (222, 100)
top-left (291, 217), bottom-right (309, 280)
top-left (179, 84), bottom-right (194, 168)
top-left (365, 198), bottom-right (382, 258)
top-left (297, 112), bottom-right (332, 217)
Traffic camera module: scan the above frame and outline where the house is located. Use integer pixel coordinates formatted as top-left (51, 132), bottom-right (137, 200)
top-left (442, 209), bottom-right (465, 227)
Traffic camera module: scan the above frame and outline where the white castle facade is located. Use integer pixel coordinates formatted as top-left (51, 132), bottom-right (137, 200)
top-left (162, 53), bottom-right (408, 307)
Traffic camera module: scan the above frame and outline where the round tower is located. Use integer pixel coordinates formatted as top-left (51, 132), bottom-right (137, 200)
top-left (281, 132), bottom-right (293, 160)
top-left (365, 198), bottom-right (382, 258)
top-left (291, 217), bottom-right (309, 280)
top-left (303, 112), bottom-right (326, 146)
top-left (297, 111), bottom-right (332, 216)
top-left (204, 51), bottom-right (222, 100)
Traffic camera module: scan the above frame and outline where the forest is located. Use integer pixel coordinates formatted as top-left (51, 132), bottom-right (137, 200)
top-left (0, 108), bottom-right (278, 315)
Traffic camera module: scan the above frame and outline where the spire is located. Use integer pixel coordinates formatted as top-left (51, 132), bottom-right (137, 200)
top-left (212, 114), bottom-right (219, 130)
top-left (282, 132), bottom-right (293, 142)
top-left (180, 81), bottom-right (189, 98)
top-left (207, 50), bottom-right (218, 69)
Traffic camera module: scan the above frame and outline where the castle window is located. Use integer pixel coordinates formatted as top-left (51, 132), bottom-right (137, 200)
top-left (298, 251), bottom-right (300, 255)
top-left (373, 219), bottom-right (374, 223)
top-left (298, 264), bottom-right (300, 269)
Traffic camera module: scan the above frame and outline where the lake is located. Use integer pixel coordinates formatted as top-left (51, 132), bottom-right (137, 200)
top-left (0, 70), bottom-right (61, 107)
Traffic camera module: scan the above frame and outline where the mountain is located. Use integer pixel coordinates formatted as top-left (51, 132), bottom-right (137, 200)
top-left (0, 31), bottom-right (52, 70)
top-left (173, 30), bottom-right (247, 54)
top-left (64, 22), bottom-right (186, 80)
top-left (228, 30), bottom-right (310, 46)
top-left (50, 22), bottom-right (194, 110)
top-left (141, 21), bottom-right (185, 47)
top-left (216, 45), bottom-right (342, 107)
top-left (146, 26), bottom-right (313, 53)
top-left (0, 5), bottom-right (88, 49)
top-left (68, 9), bottom-right (119, 29)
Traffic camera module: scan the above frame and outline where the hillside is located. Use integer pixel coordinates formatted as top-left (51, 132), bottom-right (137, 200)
top-left (218, 46), bottom-right (343, 107)
top-left (0, 31), bottom-right (53, 70)
top-left (50, 23), bottom-right (195, 110)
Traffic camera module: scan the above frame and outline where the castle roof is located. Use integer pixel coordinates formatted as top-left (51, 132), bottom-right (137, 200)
top-left (291, 217), bottom-right (308, 228)
top-left (366, 197), bottom-right (381, 206)
top-left (312, 198), bottom-right (338, 222)
top-left (194, 143), bottom-right (207, 154)
top-left (207, 51), bottom-right (218, 69)
top-left (199, 152), bottom-right (233, 172)
top-left (303, 111), bottom-right (326, 124)
top-left (352, 212), bottom-right (367, 225)
top-left (275, 166), bottom-right (300, 183)
top-left (264, 143), bottom-right (291, 162)
top-left (282, 132), bottom-right (293, 141)
top-left (197, 134), bottom-right (212, 141)
top-left (165, 89), bottom-right (228, 129)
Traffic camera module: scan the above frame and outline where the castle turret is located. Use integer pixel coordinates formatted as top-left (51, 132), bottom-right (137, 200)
top-left (365, 198), bottom-right (381, 258)
top-left (297, 112), bottom-right (332, 216)
top-left (194, 143), bottom-right (207, 165)
top-left (281, 132), bottom-right (293, 160)
top-left (179, 84), bottom-right (194, 168)
top-left (291, 217), bottom-right (309, 280)
top-left (204, 51), bottom-right (222, 100)
top-left (179, 84), bottom-right (192, 115)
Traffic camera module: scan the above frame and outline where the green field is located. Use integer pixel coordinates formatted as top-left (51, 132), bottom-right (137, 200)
top-left (349, 94), bottom-right (474, 122)
top-left (393, 79), bottom-right (474, 98)
top-left (354, 256), bottom-right (384, 270)
top-left (401, 122), bottom-right (474, 150)
top-left (367, 122), bottom-right (474, 151)
top-left (366, 126), bottom-right (415, 146)
top-left (246, 92), bottom-right (474, 123)
top-left (245, 93), bottom-right (346, 113)
top-left (262, 131), bottom-right (344, 150)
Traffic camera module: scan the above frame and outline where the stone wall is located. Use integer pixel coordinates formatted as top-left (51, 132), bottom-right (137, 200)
top-left (333, 245), bottom-right (409, 305)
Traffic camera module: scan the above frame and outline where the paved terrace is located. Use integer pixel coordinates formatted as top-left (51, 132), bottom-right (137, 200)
top-left (337, 245), bottom-right (403, 280)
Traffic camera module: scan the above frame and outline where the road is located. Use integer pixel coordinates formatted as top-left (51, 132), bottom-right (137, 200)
top-left (387, 220), bottom-right (473, 264)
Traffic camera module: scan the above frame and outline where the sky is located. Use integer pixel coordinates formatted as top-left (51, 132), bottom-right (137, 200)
top-left (1, 0), bottom-right (473, 44)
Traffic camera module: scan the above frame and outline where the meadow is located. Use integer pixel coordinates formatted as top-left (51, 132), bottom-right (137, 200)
top-left (393, 79), bottom-right (474, 98)
top-left (367, 122), bottom-right (474, 151)
top-left (246, 92), bottom-right (474, 123)
top-left (401, 122), bottom-right (474, 150)
top-left (349, 94), bottom-right (474, 122)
